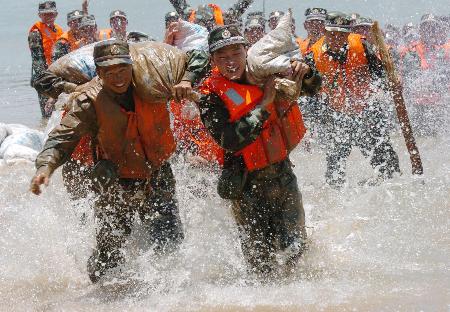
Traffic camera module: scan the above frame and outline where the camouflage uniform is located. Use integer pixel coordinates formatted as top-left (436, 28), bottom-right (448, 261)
top-left (28, 30), bottom-right (53, 117)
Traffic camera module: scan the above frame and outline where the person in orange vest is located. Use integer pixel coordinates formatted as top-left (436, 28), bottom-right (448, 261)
top-left (30, 40), bottom-right (209, 283)
top-left (308, 12), bottom-right (400, 188)
top-left (244, 13), bottom-right (266, 46)
top-left (401, 14), bottom-right (449, 135)
top-left (28, 1), bottom-right (63, 118)
top-left (52, 10), bottom-right (84, 62)
top-left (297, 8), bottom-right (327, 56)
top-left (351, 16), bottom-right (376, 44)
top-left (196, 25), bottom-right (322, 277)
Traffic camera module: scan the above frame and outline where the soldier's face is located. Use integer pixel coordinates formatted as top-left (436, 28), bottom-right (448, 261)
top-left (305, 20), bottom-right (325, 37)
top-left (39, 12), bottom-right (57, 25)
top-left (97, 64), bottom-right (133, 94)
top-left (212, 44), bottom-right (247, 81)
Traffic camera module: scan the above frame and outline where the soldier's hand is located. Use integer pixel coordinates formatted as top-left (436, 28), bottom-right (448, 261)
top-left (164, 21), bottom-right (180, 45)
top-left (172, 80), bottom-right (193, 102)
top-left (290, 60), bottom-right (310, 84)
top-left (260, 76), bottom-right (277, 108)
top-left (30, 168), bottom-right (51, 195)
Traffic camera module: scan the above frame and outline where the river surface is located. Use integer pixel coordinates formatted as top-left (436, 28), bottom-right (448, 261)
top-left (0, 0), bottom-right (449, 311)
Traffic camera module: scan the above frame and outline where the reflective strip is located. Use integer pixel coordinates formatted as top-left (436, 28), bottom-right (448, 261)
top-left (225, 88), bottom-right (244, 106)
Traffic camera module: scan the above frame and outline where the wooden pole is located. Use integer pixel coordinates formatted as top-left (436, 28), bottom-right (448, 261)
top-left (371, 21), bottom-right (423, 175)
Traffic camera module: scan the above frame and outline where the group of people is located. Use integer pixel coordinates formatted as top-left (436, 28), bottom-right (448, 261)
top-left (27, 0), bottom-right (448, 284)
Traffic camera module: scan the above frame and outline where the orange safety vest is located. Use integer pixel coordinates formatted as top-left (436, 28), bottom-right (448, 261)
top-left (97, 29), bottom-right (112, 41)
top-left (188, 4), bottom-right (224, 26)
top-left (170, 100), bottom-right (224, 165)
top-left (61, 110), bottom-right (94, 165)
top-left (311, 34), bottom-right (374, 114)
top-left (57, 31), bottom-right (81, 52)
top-left (93, 90), bottom-right (175, 179)
top-left (29, 21), bottom-right (63, 66)
top-left (297, 37), bottom-right (311, 55)
top-left (411, 41), bottom-right (450, 70)
top-left (200, 71), bottom-right (306, 172)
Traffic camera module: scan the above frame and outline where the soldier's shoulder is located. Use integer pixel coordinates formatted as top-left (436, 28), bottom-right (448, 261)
top-left (28, 29), bottom-right (43, 47)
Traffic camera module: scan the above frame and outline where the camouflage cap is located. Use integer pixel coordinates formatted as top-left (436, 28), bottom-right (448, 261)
top-left (208, 25), bottom-right (247, 53)
top-left (269, 11), bottom-right (285, 20)
top-left (38, 1), bottom-right (57, 13)
top-left (110, 10), bottom-right (127, 20)
top-left (325, 12), bottom-right (352, 32)
top-left (165, 11), bottom-right (179, 22)
top-left (305, 8), bottom-right (327, 22)
top-left (94, 40), bottom-right (133, 67)
top-left (79, 15), bottom-right (96, 28)
top-left (420, 13), bottom-right (440, 26)
top-left (245, 16), bottom-right (265, 30)
top-left (67, 10), bottom-right (83, 23)
top-left (353, 17), bottom-right (374, 27)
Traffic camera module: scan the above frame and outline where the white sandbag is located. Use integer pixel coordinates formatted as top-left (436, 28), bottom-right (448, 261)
top-left (0, 123), bottom-right (11, 145)
top-left (3, 144), bottom-right (38, 163)
top-left (49, 43), bottom-right (97, 85)
top-left (247, 10), bottom-right (301, 86)
top-left (0, 130), bottom-right (44, 158)
top-left (173, 21), bottom-right (209, 52)
top-left (44, 110), bottom-right (64, 141)
top-left (7, 124), bottom-right (30, 135)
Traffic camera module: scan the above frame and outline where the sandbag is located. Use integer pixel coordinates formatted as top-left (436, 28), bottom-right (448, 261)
top-left (130, 41), bottom-right (188, 102)
top-left (7, 124), bottom-right (30, 135)
top-left (0, 123), bottom-right (11, 146)
top-left (49, 43), bottom-right (97, 85)
top-left (173, 21), bottom-right (209, 52)
top-left (0, 130), bottom-right (44, 158)
top-left (247, 10), bottom-right (301, 88)
top-left (3, 144), bottom-right (39, 163)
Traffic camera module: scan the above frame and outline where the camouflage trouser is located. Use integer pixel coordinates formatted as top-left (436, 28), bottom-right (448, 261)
top-left (322, 104), bottom-right (400, 187)
top-left (62, 160), bottom-right (93, 200)
top-left (231, 160), bottom-right (307, 276)
top-left (87, 162), bottom-right (184, 283)
top-left (37, 91), bottom-right (53, 118)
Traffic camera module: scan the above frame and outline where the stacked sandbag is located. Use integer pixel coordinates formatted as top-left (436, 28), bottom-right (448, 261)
top-left (247, 10), bottom-right (302, 99)
top-left (172, 21), bottom-right (209, 52)
top-left (0, 124), bottom-right (44, 164)
top-left (50, 41), bottom-right (188, 103)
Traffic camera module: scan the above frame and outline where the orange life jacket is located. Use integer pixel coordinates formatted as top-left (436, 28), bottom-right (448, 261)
top-left (170, 100), bottom-right (225, 165)
top-left (411, 41), bottom-right (450, 70)
top-left (297, 37), bottom-right (311, 55)
top-left (93, 90), bottom-right (175, 179)
top-left (200, 71), bottom-right (306, 172)
top-left (61, 110), bottom-right (94, 165)
top-left (311, 34), bottom-right (374, 114)
top-left (97, 28), bottom-right (112, 41)
top-left (188, 4), bottom-right (224, 26)
top-left (57, 31), bottom-right (81, 52)
top-left (29, 21), bottom-right (63, 66)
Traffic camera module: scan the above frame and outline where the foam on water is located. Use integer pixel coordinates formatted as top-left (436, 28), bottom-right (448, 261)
top-left (0, 132), bottom-right (448, 311)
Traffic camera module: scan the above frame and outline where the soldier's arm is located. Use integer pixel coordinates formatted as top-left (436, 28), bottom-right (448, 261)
top-left (181, 49), bottom-right (210, 85)
top-left (52, 40), bottom-right (71, 63)
top-left (35, 96), bottom-right (98, 176)
top-left (197, 92), bottom-right (270, 152)
top-left (34, 70), bottom-right (78, 99)
top-left (225, 0), bottom-right (254, 19)
top-left (301, 53), bottom-right (322, 96)
top-left (169, 0), bottom-right (193, 19)
top-left (28, 30), bottom-right (47, 86)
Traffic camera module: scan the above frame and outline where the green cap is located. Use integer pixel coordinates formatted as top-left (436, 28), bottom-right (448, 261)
top-left (94, 40), bottom-right (133, 67)
top-left (38, 1), bottom-right (57, 13)
top-left (208, 25), bottom-right (247, 53)
top-left (353, 17), bottom-right (374, 27)
top-left (110, 10), bottom-right (127, 20)
top-left (325, 12), bottom-right (352, 32)
top-left (305, 8), bottom-right (327, 22)
top-left (79, 15), bottom-right (96, 28)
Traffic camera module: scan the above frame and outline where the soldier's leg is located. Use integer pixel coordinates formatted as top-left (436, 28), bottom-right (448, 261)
top-left (325, 141), bottom-right (352, 188)
top-left (231, 182), bottom-right (276, 276)
top-left (138, 163), bottom-right (184, 254)
top-left (87, 191), bottom-right (134, 283)
top-left (370, 139), bottom-right (401, 179)
top-left (62, 159), bottom-right (92, 200)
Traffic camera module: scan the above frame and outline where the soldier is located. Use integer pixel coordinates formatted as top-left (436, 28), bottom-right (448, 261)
top-left (244, 14), bottom-right (266, 46)
top-left (30, 40), bottom-right (209, 283)
top-left (307, 12), bottom-right (400, 187)
top-left (351, 17), bottom-right (375, 44)
top-left (268, 11), bottom-right (284, 31)
top-left (196, 25), bottom-right (322, 277)
top-left (297, 8), bottom-right (327, 55)
top-left (52, 10), bottom-right (84, 62)
top-left (28, 1), bottom-right (63, 118)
